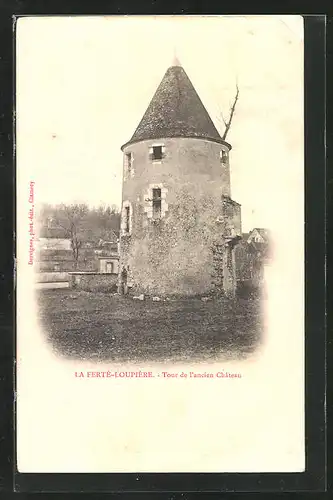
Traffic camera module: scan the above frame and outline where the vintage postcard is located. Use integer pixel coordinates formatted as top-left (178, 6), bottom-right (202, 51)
top-left (16, 15), bottom-right (304, 473)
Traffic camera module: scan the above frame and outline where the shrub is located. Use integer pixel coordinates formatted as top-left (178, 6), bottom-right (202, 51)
top-left (236, 280), bottom-right (261, 299)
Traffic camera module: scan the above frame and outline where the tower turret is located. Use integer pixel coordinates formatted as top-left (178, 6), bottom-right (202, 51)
top-left (118, 61), bottom-right (241, 297)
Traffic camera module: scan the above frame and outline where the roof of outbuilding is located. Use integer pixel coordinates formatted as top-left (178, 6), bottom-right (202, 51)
top-left (38, 227), bottom-right (69, 239)
top-left (121, 62), bottom-right (230, 150)
top-left (251, 228), bottom-right (271, 242)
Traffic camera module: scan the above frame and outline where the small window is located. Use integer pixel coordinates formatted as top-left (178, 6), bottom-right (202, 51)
top-left (152, 188), bottom-right (162, 219)
top-left (220, 150), bottom-right (228, 164)
top-left (152, 146), bottom-right (163, 160)
top-left (125, 153), bottom-right (132, 175)
top-left (125, 206), bottom-right (130, 232)
top-left (149, 145), bottom-right (165, 161)
top-left (106, 262), bottom-right (114, 274)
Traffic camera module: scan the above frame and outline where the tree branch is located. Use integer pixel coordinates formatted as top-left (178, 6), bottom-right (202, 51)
top-left (221, 84), bottom-right (239, 141)
top-left (54, 220), bottom-right (71, 236)
top-left (221, 112), bottom-right (227, 127)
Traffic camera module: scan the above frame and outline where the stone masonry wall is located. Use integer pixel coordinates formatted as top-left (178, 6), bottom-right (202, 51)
top-left (69, 273), bottom-right (118, 292)
top-left (119, 137), bottom-right (239, 297)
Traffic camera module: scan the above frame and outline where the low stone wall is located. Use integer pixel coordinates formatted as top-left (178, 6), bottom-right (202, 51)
top-left (68, 272), bottom-right (118, 292)
top-left (36, 272), bottom-right (70, 283)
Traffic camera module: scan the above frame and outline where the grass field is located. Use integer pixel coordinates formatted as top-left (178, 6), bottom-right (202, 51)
top-left (37, 289), bottom-right (263, 363)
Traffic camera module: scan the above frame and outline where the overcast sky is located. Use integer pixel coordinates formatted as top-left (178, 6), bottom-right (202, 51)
top-left (16, 15), bottom-right (303, 232)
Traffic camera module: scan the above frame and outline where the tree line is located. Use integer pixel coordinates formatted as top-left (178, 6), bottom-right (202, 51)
top-left (38, 203), bottom-right (121, 269)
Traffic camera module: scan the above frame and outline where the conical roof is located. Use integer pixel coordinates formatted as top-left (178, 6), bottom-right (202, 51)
top-left (121, 63), bottom-right (230, 150)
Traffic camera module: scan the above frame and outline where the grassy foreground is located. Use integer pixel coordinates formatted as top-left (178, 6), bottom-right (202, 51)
top-left (37, 289), bottom-right (263, 363)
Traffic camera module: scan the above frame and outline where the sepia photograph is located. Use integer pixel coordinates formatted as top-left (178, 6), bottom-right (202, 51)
top-left (35, 41), bottom-right (270, 364)
top-left (16, 15), bottom-right (304, 473)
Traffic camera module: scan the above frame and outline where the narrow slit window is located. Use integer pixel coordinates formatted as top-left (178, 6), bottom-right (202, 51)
top-left (152, 188), bottom-right (162, 219)
top-left (220, 150), bottom-right (228, 164)
top-left (126, 153), bottom-right (132, 175)
top-left (125, 206), bottom-right (130, 232)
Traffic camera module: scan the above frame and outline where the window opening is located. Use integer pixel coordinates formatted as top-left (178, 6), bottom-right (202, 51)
top-left (152, 188), bottom-right (162, 219)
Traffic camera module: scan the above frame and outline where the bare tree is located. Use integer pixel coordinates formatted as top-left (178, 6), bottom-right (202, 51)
top-left (219, 83), bottom-right (240, 141)
top-left (38, 202), bottom-right (121, 268)
top-left (53, 203), bottom-right (89, 269)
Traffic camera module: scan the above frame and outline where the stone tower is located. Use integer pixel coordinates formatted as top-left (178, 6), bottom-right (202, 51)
top-left (118, 59), bottom-right (241, 297)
